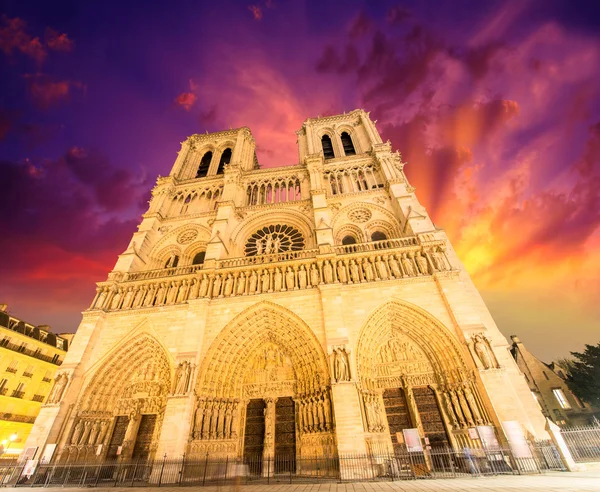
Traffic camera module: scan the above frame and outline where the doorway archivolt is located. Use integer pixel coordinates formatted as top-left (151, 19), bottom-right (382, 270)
top-left (191, 302), bottom-right (334, 458)
top-left (63, 332), bottom-right (172, 462)
top-left (356, 300), bottom-right (495, 449)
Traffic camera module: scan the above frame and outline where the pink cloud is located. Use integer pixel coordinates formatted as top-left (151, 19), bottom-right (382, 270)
top-left (23, 74), bottom-right (84, 109)
top-left (174, 92), bottom-right (197, 111)
top-left (45, 28), bottom-right (74, 52)
top-left (0, 16), bottom-right (46, 63)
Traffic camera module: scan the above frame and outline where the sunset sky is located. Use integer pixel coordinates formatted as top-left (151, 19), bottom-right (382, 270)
top-left (1, 0), bottom-right (599, 362)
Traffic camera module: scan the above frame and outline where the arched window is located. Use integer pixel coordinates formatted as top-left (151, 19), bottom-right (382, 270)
top-left (192, 252), bottom-right (206, 265)
top-left (341, 132), bottom-right (356, 156)
top-left (217, 148), bottom-right (232, 174)
top-left (196, 151), bottom-right (212, 178)
top-left (165, 255), bottom-right (179, 268)
top-left (321, 135), bottom-right (335, 159)
top-left (371, 231), bottom-right (387, 242)
top-left (342, 235), bottom-right (357, 245)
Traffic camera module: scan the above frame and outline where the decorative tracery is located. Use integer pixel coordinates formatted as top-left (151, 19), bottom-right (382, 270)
top-left (245, 224), bottom-right (305, 256)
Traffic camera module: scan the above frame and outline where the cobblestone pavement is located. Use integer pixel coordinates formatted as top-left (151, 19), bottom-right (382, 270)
top-left (4, 471), bottom-right (600, 492)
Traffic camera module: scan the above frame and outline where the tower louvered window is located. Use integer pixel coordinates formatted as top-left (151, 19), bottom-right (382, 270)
top-left (341, 132), bottom-right (355, 156)
top-left (196, 151), bottom-right (212, 178)
top-left (217, 148), bottom-right (232, 175)
top-left (321, 135), bottom-right (335, 159)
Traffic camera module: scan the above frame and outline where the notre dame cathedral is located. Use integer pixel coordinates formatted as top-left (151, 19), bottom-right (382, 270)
top-left (26, 109), bottom-right (547, 468)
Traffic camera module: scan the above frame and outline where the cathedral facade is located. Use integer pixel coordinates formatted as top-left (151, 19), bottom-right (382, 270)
top-left (26, 110), bottom-right (546, 466)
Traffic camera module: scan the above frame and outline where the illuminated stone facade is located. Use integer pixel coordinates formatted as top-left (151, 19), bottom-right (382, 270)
top-left (0, 306), bottom-right (69, 457)
top-left (25, 110), bottom-right (547, 466)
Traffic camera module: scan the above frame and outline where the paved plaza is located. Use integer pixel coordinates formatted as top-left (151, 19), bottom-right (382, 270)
top-left (4, 471), bottom-right (600, 492)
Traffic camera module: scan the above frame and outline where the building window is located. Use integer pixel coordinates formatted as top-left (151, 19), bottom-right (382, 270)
top-left (340, 132), bottom-right (356, 156)
top-left (196, 151), bottom-right (213, 178)
top-left (6, 360), bottom-right (18, 374)
top-left (0, 337), bottom-right (9, 347)
top-left (342, 235), bottom-right (357, 245)
top-left (192, 252), bottom-right (206, 265)
top-left (553, 388), bottom-right (571, 409)
top-left (0, 378), bottom-right (8, 395)
top-left (217, 148), bottom-right (232, 175)
top-left (321, 135), bottom-right (335, 159)
top-left (12, 382), bottom-right (25, 398)
top-left (42, 371), bottom-right (52, 383)
top-left (23, 365), bottom-right (34, 378)
top-left (371, 231), bottom-right (387, 242)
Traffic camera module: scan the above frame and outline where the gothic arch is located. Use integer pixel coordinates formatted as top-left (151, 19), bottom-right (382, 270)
top-left (196, 301), bottom-right (329, 398)
top-left (331, 202), bottom-right (401, 241)
top-left (356, 299), bottom-right (472, 388)
top-left (78, 331), bottom-right (173, 415)
top-left (230, 209), bottom-right (316, 256)
top-left (149, 223), bottom-right (212, 267)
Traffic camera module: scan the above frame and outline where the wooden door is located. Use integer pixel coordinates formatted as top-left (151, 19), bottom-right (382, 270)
top-left (106, 416), bottom-right (129, 459)
top-left (383, 388), bottom-right (413, 451)
top-left (132, 414), bottom-right (157, 460)
top-left (274, 397), bottom-right (296, 472)
top-left (243, 399), bottom-right (266, 473)
top-left (413, 387), bottom-right (449, 448)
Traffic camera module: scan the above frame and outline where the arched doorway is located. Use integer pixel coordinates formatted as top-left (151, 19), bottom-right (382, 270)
top-left (356, 300), bottom-right (495, 452)
top-left (61, 334), bottom-right (172, 463)
top-left (191, 302), bottom-right (335, 470)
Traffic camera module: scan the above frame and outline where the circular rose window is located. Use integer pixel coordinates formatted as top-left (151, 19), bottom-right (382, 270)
top-left (245, 224), bottom-right (305, 256)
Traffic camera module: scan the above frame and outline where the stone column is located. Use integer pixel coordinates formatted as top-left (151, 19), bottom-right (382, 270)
top-left (120, 414), bottom-right (142, 461)
top-left (262, 398), bottom-right (276, 477)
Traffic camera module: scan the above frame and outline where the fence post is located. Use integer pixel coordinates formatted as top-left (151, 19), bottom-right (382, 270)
top-left (546, 419), bottom-right (585, 472)
top-left (202, 452), bottom-right (208, 486)
top-left (131, 459), bottom-right (139, 486)
top-left (158, 454), bottom-right (166, 486)
top-left (179, 454), bottom-right (185, 486)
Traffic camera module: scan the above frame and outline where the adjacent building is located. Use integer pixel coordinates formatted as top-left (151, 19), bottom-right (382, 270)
top-left (25, 110), bottom-right (547, 468)
top-left (510, 336), bottom-right (598, 426)
top-left (0, 305), bottom-right (69, 457)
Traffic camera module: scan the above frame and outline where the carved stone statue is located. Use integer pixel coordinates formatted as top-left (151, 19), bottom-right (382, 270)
top-left (402, 254), bottom-right (415, 276)
top-left (199, 274), bottom-right (209, 297)
top-left (48, 373), bottom-right (69, 404)
top-left (255, 239), bottom-right (264, 255)
top-left (389, 255), bottom-right (401, 278)
top-left (323, 261), bottom-right (333, 283)
top-left (310, 264), bottom-right (320, 286)
top-left (88, 420), bottom-right (101, 445)
top-left (224, 274), bottom-right (234, 296)
top-left (97, 421), bottom-right (109, 445)
top-left (362, 258), bottom-right (374, 281)
top-left (375, 256), bottom-right (388, 279)
top-left (261, 269), bottom-right (270, 292)
top-left (71, 420), bottom-right (84, 444)
top-left (249, 271), bottom-right (258, 294)
top-left (212, 275), bottom-right (222, 297)
top-left (285, 267), bottom-right (295, 290)
top-left (350, 260), bottom-right (361, 283)
top-left (236, 272), bottom-right (246, 295)
top-left (474, 334), bottom-right (495, 370)
top-left (416, 252), bottom-right (428, 275)
top-left (174, 361), bottom-right (191, 394)
top-left (298, 265), bottom-right (307, 288)
top-left (333, 347), bottom-right (350, 382)
top-left (337, 261), bottom-right (347, 283)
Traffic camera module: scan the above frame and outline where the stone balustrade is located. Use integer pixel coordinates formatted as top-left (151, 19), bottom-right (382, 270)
top-left (90, 239), bottom-right (452, 312)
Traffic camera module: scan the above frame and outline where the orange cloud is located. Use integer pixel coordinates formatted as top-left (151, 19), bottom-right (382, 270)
top-left (174, 92), bottom-right (197, 111)
top-left (249, 5), bottom-right (263, 21)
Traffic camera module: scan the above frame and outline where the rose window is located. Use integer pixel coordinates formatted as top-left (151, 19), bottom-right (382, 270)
top-left (245, 224), bottom-right (305, 256)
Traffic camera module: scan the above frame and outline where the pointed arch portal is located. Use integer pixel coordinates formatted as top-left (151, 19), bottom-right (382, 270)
top-left (190, 302), bottom-right (335, 461)
top-left (356, 300), bottom-right (495, 450)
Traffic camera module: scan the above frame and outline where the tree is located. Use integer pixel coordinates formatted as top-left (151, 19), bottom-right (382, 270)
top-left (565, 343), bottom-right (600, 407)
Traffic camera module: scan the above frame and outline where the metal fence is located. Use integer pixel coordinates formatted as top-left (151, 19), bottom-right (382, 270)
top-left (561, 424), bottom-right (600, 463)
top-left (0, 444), bottom-right (565, 488)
